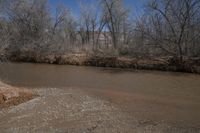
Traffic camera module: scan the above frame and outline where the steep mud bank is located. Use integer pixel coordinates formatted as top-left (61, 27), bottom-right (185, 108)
top-left (0, 82), bottom-right (36, 109)
top-left (7, 53), bottom-right (200, 74)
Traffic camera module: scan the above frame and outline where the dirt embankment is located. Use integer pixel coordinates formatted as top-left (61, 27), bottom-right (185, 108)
top-left (0, 82), bottom-right (36, 109)
top-left (7, 52), bottom-right (200, 74)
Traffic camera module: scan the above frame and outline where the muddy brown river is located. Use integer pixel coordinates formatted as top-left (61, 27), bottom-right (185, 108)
top-left (0, 62), bottom-right (200, 130)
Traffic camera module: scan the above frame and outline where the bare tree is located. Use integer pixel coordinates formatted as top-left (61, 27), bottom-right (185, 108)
top-left (1, 0), bottom-right (200, 61)
top-left (142, 0), bottom-right (200, 61)
top-left (50, 4), bottom-right (76, 52)
top-left (63, 15), bottom-right (77, 49)
top-left (3, 0), bottom-right (51, 55)
top-left (78, 1), bottom-right (92, 47)
top-left (101, 0), bottom-right (129, 49)
top-left (52, 4), bottom-right (68, 35)
top-left (79, 0), bottom-right (109, 51)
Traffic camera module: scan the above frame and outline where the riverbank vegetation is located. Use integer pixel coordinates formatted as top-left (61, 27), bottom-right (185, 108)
top-left (0, 0), bottom-right (200, 73)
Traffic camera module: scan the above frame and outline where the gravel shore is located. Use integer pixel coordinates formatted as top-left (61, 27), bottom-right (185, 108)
top-left (0, 85), bottom-right (199, 133)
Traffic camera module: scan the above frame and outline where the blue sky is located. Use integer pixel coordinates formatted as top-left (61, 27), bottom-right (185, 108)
top-left (48, 0), bottom-right (146, 17)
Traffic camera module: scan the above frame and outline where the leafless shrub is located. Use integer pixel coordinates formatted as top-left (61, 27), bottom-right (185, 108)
top-left (136, 0), bottom-right (200, 60)
top-left (0, 0), bottom-right (199, 60)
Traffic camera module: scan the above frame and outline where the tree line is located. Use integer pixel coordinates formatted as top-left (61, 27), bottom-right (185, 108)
top-left (0, 0), bottom-right (200, 62)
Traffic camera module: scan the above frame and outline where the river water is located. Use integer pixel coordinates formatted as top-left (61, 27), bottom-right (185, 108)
top-left (0, 62), bottom-right (200, 128)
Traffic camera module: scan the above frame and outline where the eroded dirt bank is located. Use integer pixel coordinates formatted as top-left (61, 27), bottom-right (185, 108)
top-left (0, 82), bottom-right (36, 109)
top-left (8, 53), bottom-right (200, 74)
